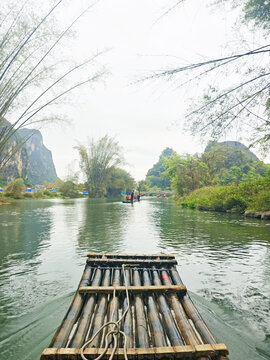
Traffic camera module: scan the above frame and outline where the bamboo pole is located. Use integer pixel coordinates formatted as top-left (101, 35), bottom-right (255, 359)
top-left (49, 265), bottom-right (92, 348)
top-left (69, 267), bottom-right (102, 348)
top-left (142, 269), bottom-right (167, 347)
top-left (41, 343), bottom-right (229, 359)
top-left (133, 269), bottom-right (150, 348)
top-left (170, 267), bottom-right (216, 345)
top-left (151, 267), bottom-right (184, 346)
top-left (87, 258), bottom-right (177, 266)
top-left (87, 253), bottom-right (175, 259)
top-left (160, 269), bottom-right (200, 346)
top-left (87, 268), bottom-right (111, 348)
top-left (106, 268), bottom-right (121, 347)
top-left (79, 285), bottom-right (186, 293)
top-left (121, 268), bottom-right (133, 348)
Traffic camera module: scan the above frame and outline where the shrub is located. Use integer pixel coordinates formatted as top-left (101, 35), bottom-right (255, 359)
top-left (224, 195), bottom-right (247, 212)
top-left (23, 192), bottom-right (34, 199)
top-left (180, 178), bottom-right (270, 213)
top-left (248, 190), bottom-right (270, 211)
top-left (6, 179), bottom-right (25, 199)
top-left (43, 189), bottom-right (55, 197)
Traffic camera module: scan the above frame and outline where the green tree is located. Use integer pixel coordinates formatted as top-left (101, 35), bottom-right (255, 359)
top-left (146, 147), bottom-right (174, 188)
top-left (58, 180), bottom-right (80, 198)
top-left (75, 135), bottom-right (124, 198)
top-left (137, 179), bottom-right (151, 192)
top-left (163, 154), bottom-right (211, 196)
top-left (162, 142), bottom-right (269, 197)
top-left (6, 178), bottom-right (25, 198)
top-left (106, 168), bottom-right (135, 197)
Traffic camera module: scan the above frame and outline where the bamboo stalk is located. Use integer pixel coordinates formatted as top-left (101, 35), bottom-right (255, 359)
top-left (87, 253), bottom-right (175, 259)
top-left (151, 267), bottom-right (184, 346)
top-left (87, 258), bottom-right (177, 266)
top-left (79, 285), bottom-right (186, 293)
top-left (49, 265), bottom-right (92, 348)
top-left (160, 269), bottom-right (200, 346)
top-left (106, 268), bottom-right (121, 347)
top-left (170, 267), bottom-right (216, 344)
top-left (69, 267), bottom-right (102, 348)
top-left (121, 268), bottom-right (133, 348)
top-left (133, 269), bottom-right (150, 348)
top-left (142, 269), bottom-right (167, 347)
top-left (41, 343), bottom-right (229, 359)
top-left (87, 268), bottom-right (111, 348)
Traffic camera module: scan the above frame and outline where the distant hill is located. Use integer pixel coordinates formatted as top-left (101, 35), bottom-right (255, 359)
top-left (0, 119), bottom-right (57, 185)
top-left (205, 141), bottom-right (259, 162)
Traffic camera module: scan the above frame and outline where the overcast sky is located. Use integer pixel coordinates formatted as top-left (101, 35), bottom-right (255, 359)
top-left (38, 0), bottom-right (268, 181)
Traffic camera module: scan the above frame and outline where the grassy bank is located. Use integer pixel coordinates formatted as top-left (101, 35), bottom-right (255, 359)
top-left (180, 178), bottom-right (270, 213)
top-left (0, 190), bottom-right (65, 202)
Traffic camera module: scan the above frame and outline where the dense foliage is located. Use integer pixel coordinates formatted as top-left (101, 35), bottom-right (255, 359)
top-left (106, 168), bottom-right (136, 197)
top-left (163, 142), bottom-right (269, 198)
top-left (142, 141), bottom-right (270, 213)
top-left (180, 178), bottom-right (270, 212)
top-left (5, 178), bottom-right (26, 199)
top-left (146, 147), bottom-right (174, 188)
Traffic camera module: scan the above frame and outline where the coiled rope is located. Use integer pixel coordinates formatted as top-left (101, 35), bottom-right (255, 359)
top-left (80, 264), bottom-right (131, 360)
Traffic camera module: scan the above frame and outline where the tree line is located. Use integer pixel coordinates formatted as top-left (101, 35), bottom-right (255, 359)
top-left (138, 142), bottom-right (270, 212)
top-left (0, 135), bottom-right (136, 200)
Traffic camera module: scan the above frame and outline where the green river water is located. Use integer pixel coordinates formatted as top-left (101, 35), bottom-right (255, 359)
top-left (0, 198), bottom-right (269, 360)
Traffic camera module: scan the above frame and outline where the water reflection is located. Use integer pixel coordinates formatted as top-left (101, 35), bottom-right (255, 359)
top-left (151, 199), bottom-right (270, 344)
top-left (76, 199), bottom-right (128, 253)
top-left (0, 200), bottom-right (54, 266)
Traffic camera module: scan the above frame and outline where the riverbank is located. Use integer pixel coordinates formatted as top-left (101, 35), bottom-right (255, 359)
top-left (179, 178), bottom-right (270, 218)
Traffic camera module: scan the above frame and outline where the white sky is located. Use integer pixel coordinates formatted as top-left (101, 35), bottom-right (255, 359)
top-left (38, 0), bottom-right (268, 181)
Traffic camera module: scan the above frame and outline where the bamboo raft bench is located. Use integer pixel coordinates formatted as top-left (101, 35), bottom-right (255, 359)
top-left (41, 253), bottom-right (229, 360)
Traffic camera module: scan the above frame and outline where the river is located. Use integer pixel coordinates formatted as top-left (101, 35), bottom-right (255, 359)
top-left (0, 198), bottom-right (269, 360)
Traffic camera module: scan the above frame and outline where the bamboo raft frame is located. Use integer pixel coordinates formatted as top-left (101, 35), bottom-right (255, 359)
top-left (41, 253), bottom-right (229, 360)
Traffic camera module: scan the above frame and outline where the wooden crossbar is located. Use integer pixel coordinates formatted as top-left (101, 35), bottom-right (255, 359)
top-left (41, 344), bottom-right (229, 359)
top-left (79, 285), bottom-right (187, 294)
top-left (87, 253), bottom-right (175, 259)
top-left (86, 258), bottom-right (177, 266)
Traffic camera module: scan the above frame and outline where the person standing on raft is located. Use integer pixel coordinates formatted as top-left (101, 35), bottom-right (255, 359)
top-left (130, 190), bottom-right (134, 203)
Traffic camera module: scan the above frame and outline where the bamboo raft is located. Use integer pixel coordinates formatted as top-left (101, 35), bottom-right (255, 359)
top-left (41, 253), bottom-right (229, 360)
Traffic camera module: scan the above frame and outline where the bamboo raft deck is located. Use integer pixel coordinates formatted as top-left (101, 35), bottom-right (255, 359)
top-left (41, 253), bottom-right (229, 360)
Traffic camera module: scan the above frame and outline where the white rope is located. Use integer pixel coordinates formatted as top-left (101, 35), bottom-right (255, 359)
top-left (80, 264), bottom-right (131, 360)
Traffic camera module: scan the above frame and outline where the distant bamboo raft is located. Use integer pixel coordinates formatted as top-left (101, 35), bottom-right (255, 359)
top-left (41, 253), bottom-right (229, 360)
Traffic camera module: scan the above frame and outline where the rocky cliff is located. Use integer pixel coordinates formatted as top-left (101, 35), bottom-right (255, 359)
top-left (19, 128), bottom-right (57, 185)
top-left (0, 119), bottom-right (57, 185)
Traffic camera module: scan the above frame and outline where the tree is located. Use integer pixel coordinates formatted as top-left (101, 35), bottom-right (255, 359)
top-left (146, 147), bottom-right (174, 188)
top-left (163, 142), bottom-right (269, 197)
top-left (0, 0), bottom-right (106, 169)
top-left (106, 168), bottom-right (135, 197)
top-left (146, 0), bottom-right (270, 152)
top-left (75, 135), bottom-right (124, 198)
top-left (163, 154), bottom-right (211, 196)
top-left (137, 179), bottom-right (151, 192)
top-left (6, 178), bottom-right (25, 198)
top-left (58, 179), bottom-right (80, 198)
